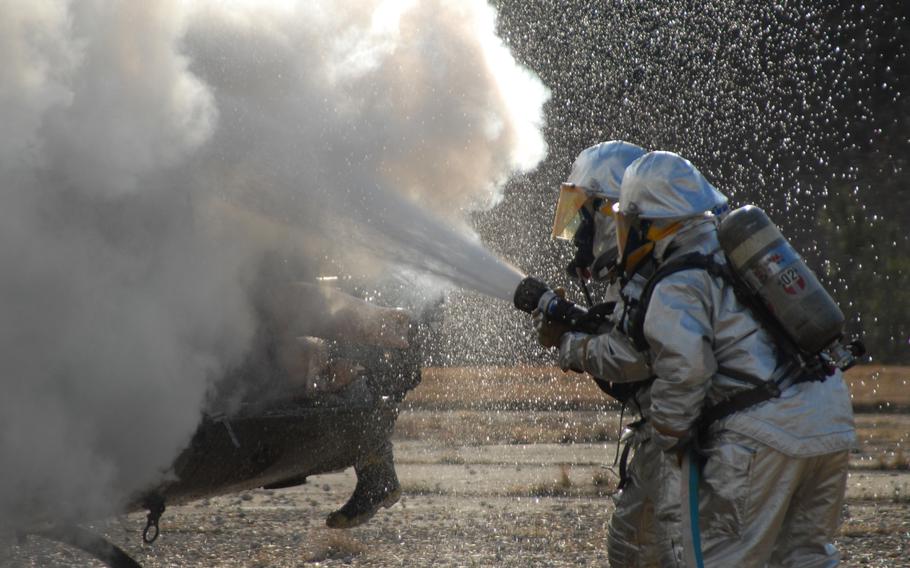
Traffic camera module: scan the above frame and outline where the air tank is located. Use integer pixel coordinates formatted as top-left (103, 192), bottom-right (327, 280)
top-left (718, 205), bottom-right (844, 355)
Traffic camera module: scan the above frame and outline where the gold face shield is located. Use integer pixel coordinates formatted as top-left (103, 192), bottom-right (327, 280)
top-left (551, 183), bottom-right (614, 240)
top-left (551, 183), bottom-right (588, 240)
top-left (614, 202), bottom-right (683, 275)
top-left (613, 202), bottom-right (635, 259)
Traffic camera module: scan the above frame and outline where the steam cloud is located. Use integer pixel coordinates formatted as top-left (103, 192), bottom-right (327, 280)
top-left (0, 0), bottom-right (547, 530)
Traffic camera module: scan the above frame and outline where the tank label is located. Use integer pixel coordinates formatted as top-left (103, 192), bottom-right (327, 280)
top-left (743, 244), bottom-right (798, 289)
top-left (778, 265), bottom-right (807, 296)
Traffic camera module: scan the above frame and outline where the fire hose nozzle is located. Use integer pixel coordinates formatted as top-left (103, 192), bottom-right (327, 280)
top-left (513, 275), bottom-right (592, 331)
top-left (513, 276), bottom-right (551, 314)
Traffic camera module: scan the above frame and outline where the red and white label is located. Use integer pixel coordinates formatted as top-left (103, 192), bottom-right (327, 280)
top-left (779, 267), bottom-right (806, 295)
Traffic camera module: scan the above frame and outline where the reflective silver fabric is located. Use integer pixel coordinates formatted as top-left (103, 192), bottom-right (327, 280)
top-left (609, 424), bottom-right (683, 568)
top-left (558, 327), bottom-right (650, 382)
top-left (557, 271), bottom-right (651, 382)
top-left (619, 152), bottom-right (727, 220)
top-left (645, 219), bottom-right (856, 457)
top-left (694, 431), bottom-right (848, 568)
top-left (557, 269), bottom-right (681, 567)
top-left (593, 212), bottom-right (617, 259)
top-left (639, 219), bottom-right (854, 567)
top-left (567, 141), bottom-right (647, 200)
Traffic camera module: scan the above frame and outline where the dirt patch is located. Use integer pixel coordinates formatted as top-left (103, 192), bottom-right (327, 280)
top-left (407, 366), bottom-right (616, 411)
top-left (4, 365), bottom-right (909, 567)
top-left (845, 366), bottom-right (910, 411)
top-left (411, 365), bottom-right (910, 411)
top-left (5, 444), bottom-right (908, 567)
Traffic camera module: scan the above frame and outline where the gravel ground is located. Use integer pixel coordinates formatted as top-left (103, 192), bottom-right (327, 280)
top-left (4, 484), bottom-right (909, 567)
top-left (4, 437), bottom-right (909, 567)
top-left (0, 450), bottom-right (910, 568)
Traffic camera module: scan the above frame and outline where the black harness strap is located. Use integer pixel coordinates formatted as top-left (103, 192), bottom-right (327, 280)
top-left (629, 252), bottom-right (728, 352)
top-left (699, 380), bottom-right (781, 431)
top-left (591, 376), bottom-right (655, 406)
top-left (617, 440), bottom-right (634, 491)
top-left (697, 369), bottom-right (831, 442)
top-left (716, 365), bottom-right (769, 389)
top-left (628, 251), bottom-right (828, 437)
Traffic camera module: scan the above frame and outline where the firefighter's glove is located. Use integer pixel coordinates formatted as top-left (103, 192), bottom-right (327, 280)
top-left (532, 310), bottom-right (572, 349)
top-left (565, 257), bottom-right (592, 280)
top-left (557, 332), bottom-right (590, 373)
top-left (532, 287), bottom-right (571, 348)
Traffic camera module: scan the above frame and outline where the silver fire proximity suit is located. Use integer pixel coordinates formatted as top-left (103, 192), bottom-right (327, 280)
top-left (545, 140), bottom-right (680, 567)
top-left (617, 151), bottom-right (856, 567)
top-left (559, 271), bottom-right (683, 568)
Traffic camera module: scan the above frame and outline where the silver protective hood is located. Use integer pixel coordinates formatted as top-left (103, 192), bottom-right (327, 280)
top-left (567, 140), bottom-right (647, 200)
top-left (619, 151), bottom-right (727, 219)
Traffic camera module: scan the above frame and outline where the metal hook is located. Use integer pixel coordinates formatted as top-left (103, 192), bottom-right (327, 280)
top-left (142, 520), bottom-right (159, 545)
top-left (142, 495), bottom-right (165, 544)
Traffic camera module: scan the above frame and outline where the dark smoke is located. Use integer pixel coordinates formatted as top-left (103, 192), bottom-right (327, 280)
top-left (0, 0), bottom-right (547, 530)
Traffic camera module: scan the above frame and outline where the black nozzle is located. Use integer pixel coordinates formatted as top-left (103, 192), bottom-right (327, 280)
top-left (513, 276), bottom-right (550, 314)
top-left (848, 339), bottom-right (866, 359)
top-left (514, 275), bottom-right (598, 333)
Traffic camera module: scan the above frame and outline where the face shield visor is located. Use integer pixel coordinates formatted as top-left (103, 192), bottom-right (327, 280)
top-left (615, 202), bottom-right (684, 275)
top-left (551, 183), bottom-right (592, 240)
top-left (592, 211), bottom-right (617, 258)
top-left (589, 208), bottom-right (618, 281)
top-left (556, 184), bottom-right (619, 279)
top-left (614, 203), bottom-right (637, 263)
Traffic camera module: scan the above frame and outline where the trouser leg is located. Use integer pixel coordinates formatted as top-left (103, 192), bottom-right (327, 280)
top-left (695, 431), bottom-right (801, 568)
top-left (653, 449), bottom-right (684, 567)
top-left (609, 436), bottom-right (680, 567)
top-left (768, 451), bottom-right (848, 568)
top-left (608, 485), bottom-right (655, 567)
top-left (608, 444), bottom-right (657, 567)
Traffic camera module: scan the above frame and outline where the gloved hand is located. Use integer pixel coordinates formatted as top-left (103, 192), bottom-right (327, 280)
top-left (532, 287), bottom-right (571, 348)
top-left (532, 309), bottom-right (572, 348)
top-left (557, 332), bottom-right (591, 373)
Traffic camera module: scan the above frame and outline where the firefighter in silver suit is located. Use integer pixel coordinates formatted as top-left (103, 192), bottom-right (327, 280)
top-left (610, 150), bottom-right (855, 567)
top-left (542, 140), bottom-right (679, 567)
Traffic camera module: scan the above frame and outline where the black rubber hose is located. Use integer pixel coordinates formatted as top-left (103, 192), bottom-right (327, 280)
top-left (30, 524), bottom-right (142, 568)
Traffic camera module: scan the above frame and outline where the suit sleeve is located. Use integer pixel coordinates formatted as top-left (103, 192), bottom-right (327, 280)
top-left (644, 271), bottom-right (717, 435)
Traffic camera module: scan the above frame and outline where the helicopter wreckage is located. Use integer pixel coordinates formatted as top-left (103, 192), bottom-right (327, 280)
top-left (17, 279), bottom-right (427, 567)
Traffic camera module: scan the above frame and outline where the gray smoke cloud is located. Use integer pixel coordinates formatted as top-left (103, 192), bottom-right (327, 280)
top-left (0, 0), bottom-right (547, 530)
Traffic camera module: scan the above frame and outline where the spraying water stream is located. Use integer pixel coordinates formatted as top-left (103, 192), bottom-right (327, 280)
top-left (1, 0), bottom-right (906, 554)
top-left (0, 0), bottom-right (543, 531)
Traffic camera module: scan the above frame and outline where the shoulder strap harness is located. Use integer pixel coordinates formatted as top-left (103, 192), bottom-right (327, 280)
top-left (627, 251), bottom-right (825, 436)
top-left (628, 252), bottom-right (730, 352)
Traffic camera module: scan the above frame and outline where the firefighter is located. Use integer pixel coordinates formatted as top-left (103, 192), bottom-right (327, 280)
top-left (540, 140), bottom-right (678, 566)
top-left (611, 151), bottom-right (855, 567)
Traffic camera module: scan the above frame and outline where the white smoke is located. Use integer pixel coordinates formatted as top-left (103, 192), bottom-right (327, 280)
top-left (0, 0), bottom-right (546, 530)
top-left (184, 0), bottom-right (543, 296)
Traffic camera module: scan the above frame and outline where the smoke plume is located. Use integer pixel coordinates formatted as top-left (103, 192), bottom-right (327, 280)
top-left (0, 0), bottom-right (547, 530)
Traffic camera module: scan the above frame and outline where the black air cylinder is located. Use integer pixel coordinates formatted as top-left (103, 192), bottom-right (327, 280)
top-left (718, 206), bottom-right (844, 354)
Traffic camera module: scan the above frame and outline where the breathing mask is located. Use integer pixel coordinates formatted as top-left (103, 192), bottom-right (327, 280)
top-left (615, 203), bottom-right (681, 276)
top-left (552, 183), bottom-right (619, 280)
